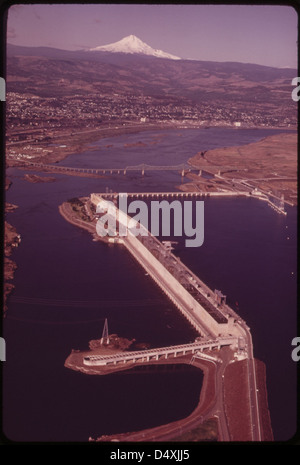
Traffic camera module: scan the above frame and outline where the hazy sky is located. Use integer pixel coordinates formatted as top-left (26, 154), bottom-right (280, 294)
top-left (6, 3), bottom-right (298, 68)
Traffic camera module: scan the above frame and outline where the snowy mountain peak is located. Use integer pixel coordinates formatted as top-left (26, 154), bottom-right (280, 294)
top-left (89, 35), bottom-right (181, 60)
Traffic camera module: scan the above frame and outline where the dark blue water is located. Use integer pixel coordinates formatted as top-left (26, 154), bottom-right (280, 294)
top-left (3, 128), bottom-right (297, 442)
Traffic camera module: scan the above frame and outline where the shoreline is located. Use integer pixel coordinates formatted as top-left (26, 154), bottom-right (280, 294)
top-left (178, 132), bottom-right (297, 206)
top-left (7, 124), bottom-right (296, 210)
top-left (3, 180), bottom-right (20, 316)
top-left (58, 200), bottom-right (107, 242)
top-left (6, 122), bottom-right (296, 168)
top-left (6, 122), bottom-right (180, 167)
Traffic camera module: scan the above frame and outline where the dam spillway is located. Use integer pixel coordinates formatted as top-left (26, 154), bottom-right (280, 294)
top-left (90, 193), bottom-right (245, 340)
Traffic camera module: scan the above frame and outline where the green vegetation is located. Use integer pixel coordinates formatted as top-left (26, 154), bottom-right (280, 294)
top-left (68, 197), bottom-right (83, 207)
top-left (68, 198), bottom-right (89, 221)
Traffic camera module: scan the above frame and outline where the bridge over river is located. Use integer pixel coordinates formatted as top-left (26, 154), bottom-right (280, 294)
top-left (9, 158), bottom-right (197, 175)
top-left (10, 157), bottom-right (240, 177)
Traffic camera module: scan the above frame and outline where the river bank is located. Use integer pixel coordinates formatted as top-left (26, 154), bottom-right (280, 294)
top-left (6, 122), bottom-right (180, 167)
top-left (179, 132), bottom-right (297, 206)
top-left (58, 199), bottom-right (103, 241)
top-left (3, 181), bottom-right (20, 316)
top-left (7, 122), bottom-right (295, 168)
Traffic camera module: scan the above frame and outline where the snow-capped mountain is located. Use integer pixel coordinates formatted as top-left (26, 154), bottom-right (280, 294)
top-left (89, 35), bottom-right (181, 60)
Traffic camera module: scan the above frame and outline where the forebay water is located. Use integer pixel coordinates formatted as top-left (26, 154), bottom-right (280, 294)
top-left (3, 127), bottom-right (297, 442)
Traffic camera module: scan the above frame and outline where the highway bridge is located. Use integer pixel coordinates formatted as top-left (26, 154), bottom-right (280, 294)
top-left (8, 158), bottom-right (198, 176)
top-left (9, 157), bottom-right (242, 178)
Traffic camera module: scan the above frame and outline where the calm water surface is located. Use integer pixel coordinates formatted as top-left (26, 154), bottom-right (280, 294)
top-left (3, 127), bottom-right (297, 442)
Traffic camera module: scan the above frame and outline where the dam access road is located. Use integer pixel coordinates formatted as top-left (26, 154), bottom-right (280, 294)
top-left (61, 193), bottom-right (273, 442)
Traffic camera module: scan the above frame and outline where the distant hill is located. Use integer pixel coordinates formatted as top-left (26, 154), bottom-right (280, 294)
top-left (6, 43), bottom-right (296, 116)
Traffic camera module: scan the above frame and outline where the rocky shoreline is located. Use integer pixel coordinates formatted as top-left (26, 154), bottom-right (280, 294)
top-left (23, 173), bottom-right (56, 183)
top-left (4, 184), bottom-right (20, 316)
top-left (58, 199), bottom-right (101, 240)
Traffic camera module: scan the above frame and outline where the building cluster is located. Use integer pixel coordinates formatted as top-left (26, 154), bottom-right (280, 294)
top-left (6, 90), bottom-right (297, 143)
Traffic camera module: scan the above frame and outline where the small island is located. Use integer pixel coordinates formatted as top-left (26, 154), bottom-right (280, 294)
top-left (65, 333), bottom-right (138, 375)
top-left (23, 174), bottom-right (56, 183)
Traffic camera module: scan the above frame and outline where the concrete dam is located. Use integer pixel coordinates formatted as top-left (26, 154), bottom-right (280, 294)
top-left (90, 193), bottom-right (248, 343)
top-left (62, 193), bottom-right (265, 442)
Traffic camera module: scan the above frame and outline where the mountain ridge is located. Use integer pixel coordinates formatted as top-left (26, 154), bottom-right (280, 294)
top-left (6, 42), bottom-right (297, 71)
top-left (6, 41), bottom-right (296, 131)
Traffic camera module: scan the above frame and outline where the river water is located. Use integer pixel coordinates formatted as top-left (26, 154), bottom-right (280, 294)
top-left (3, 127), bottom-right (297, 442)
